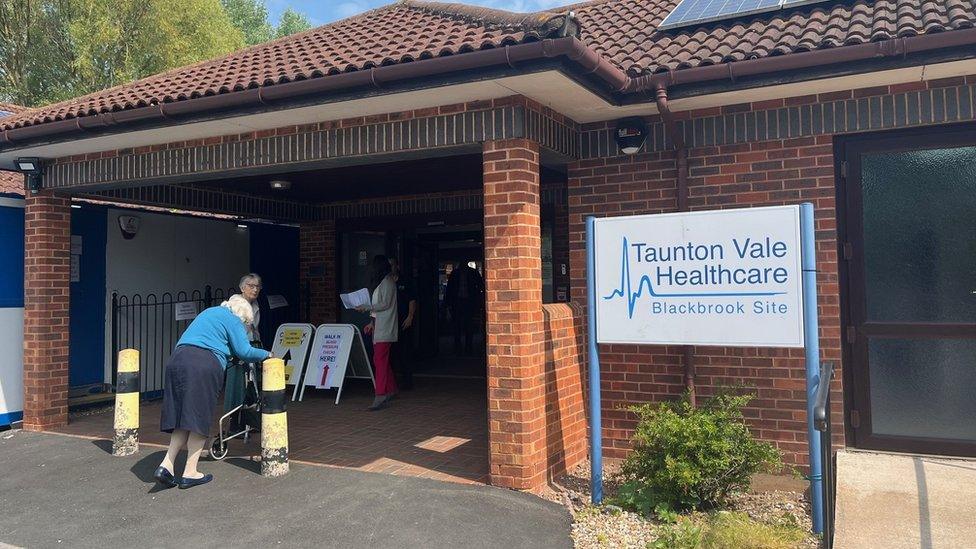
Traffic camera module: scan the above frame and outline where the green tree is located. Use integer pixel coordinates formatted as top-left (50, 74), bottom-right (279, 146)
top-left (221, 0), bottom-right (272, 46)
top-left (0, 0), bottom-right (312, 108)
top-left (68, 0), bottom-right (245, 95)
top-left (0, 0), bottom-right (75, 106)
top-left (274, 8), bottom-right (311, 38)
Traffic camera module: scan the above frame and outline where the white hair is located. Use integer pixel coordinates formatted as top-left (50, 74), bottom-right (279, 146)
top-left (239, 273), bottom-right (262, 290)
top-left (221, 294), bottom-right (254, 325)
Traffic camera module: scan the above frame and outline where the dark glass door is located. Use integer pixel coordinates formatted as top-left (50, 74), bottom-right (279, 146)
top-left (338, 231), bottom-right (387, 327)
top-left (415, 240), bottom-right (440, 358)
top-left (843, 128), bottom-right (976, 456)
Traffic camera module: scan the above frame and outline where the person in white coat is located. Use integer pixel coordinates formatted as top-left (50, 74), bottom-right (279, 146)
top-left (359, 255), bottom-right (398, 410)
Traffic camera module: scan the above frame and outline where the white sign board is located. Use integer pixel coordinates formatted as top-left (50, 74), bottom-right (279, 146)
top-left (70, 255), bottom-right (80, 283)
top-left (266, 295), bottom-right (288, 310)
top-left (174, 301), bottom-right (199, 321)
top-left (593, 205), bottom-right (804, 347)
top-left (71, 235), bottom-right (83, 255)
top-left (299, 324), bottom-right (374, 404)
top-left (269, 323), bottom-right (314, 387)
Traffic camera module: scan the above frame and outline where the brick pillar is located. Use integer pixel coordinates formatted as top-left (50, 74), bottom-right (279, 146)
top-left (300, 220), bottom-right (336, 324)
top-left (483, 139), bottom-right (547, 491)
top-left (22, 191), bottom-right (71, 431)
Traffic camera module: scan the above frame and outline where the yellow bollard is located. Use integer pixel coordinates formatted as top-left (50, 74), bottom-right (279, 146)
top-left (261, 357), bottom-right (288, 477)
top-left (112, 349), bottom-right (140, 456)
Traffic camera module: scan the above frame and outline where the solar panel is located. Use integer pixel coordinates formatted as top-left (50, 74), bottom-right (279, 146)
top-left (659, 0), bottom-right (781, 30)
top-left (659, 0), bottom-right (830, 30)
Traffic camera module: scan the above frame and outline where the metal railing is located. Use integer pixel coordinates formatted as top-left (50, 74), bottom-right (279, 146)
top-left (111, 286), bottom-right (232, 396)
top-left (110, 286), bottom-right (296, 396)
top-left (813, 361), bottom-right (836, 549)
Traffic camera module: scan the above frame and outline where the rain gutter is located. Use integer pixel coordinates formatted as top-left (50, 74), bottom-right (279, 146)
top-left (0, 37), bottom-right (627, 147)
top-left (654, 86), bottom-right (696, 406)
top-left (5, 27), bottom-right (976, 148)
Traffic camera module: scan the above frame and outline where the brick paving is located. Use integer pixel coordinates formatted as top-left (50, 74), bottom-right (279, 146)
top-left (54, 376), bottom-right (488, 485)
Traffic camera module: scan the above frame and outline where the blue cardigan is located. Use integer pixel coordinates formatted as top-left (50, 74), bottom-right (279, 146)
top-left (177, 306), bottom-right (270, 369)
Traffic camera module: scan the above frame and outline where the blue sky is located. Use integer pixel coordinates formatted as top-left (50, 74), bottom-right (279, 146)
top-left (266, 1), bottom-right (570, 26)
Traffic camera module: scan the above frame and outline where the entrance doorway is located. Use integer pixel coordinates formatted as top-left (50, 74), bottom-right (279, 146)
top-left (415, 224), bottom-right (485, 378)
top-left (840, 126), bottom-right (976, 456)
top-left (337, 215), bottom-right (487, 380)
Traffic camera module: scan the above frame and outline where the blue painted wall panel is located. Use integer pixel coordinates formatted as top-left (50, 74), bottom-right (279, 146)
top-left (0, 206), bottom-right (24, 308)
top-left (69, 206), bottom-right (107, 387)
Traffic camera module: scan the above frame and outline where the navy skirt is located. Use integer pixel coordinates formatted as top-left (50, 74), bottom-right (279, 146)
top-left (160, 345), bottom-right (224, 437)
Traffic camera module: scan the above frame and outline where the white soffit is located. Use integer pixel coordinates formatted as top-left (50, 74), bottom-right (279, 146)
top-left (2, 58), bottom-right (975, 167)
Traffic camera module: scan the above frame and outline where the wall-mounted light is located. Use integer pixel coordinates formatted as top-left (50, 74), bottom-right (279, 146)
top-left (269, 179), bottom-right (292, 190)
top-left (237, 224), bottom-right (248, 229)
top-left (14, 157), bottom-right (43, 194)
top-left (15, 158), bottom-right (39, 171)
top-left (614, 118), bottom-right (648, 155)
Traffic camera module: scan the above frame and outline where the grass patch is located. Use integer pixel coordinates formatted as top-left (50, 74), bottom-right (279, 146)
top-left (651, 511), bottom-right (808, 549)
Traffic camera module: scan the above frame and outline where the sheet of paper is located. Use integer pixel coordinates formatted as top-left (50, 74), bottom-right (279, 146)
top-left (339, 288), bottom-right (371, 310)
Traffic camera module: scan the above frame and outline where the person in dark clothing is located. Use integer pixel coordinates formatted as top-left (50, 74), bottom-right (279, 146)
top-left (445, 259), bottom-right (484, 355)
top-left (390, 257), bottom-right (418, 390)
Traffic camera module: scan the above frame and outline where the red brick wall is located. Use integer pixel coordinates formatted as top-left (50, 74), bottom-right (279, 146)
top-left (483, 138), bottom-right (548, 490)
top-left (22, 191), bottom-right (71, 430)
top-left (568, 134), bottom-right (843, 467)
top-left (542, 303), bottom-right (588, 478)
top-left (300, 220), bottom-right (337, 325)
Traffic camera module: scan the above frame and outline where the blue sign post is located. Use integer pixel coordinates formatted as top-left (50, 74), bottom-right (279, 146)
top-left (585, 215), bottom-right (603, 504)
top-left (585, 203), bottom-right (823, 533)
top-left (799, 202), bottom-right (824, 533)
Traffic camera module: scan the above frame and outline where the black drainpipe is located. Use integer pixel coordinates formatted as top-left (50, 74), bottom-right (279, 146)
top-left (654, 86), bottom-right (696, 407)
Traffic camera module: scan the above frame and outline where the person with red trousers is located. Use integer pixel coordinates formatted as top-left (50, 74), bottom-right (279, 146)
top-left (360, 254), bottom-right (399, 410)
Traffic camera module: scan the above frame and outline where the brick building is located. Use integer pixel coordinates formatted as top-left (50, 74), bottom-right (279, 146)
top-left (1, 0), bottom-right (975, 491)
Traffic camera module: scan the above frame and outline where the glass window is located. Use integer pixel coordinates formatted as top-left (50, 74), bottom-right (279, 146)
top-left (861, 147), bottom-right (976, 323)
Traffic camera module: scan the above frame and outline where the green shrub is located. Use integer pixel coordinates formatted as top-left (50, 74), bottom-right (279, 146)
top-left (616, 391), bottom-right (782, 514)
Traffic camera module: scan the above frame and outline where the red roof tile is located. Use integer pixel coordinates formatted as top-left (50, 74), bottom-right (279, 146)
top-left (0, 104), bottom-right (29, 193)
top-left (574, 0), bottom-right (976, 75)
top-left (0, 170), bottom-right (23, 196)
top-left (0, 1), bottom-right (571, 131)
top-left (2, 0), bottom-right (975, 132)
top-left (0, 102), bottom-right (29, 116)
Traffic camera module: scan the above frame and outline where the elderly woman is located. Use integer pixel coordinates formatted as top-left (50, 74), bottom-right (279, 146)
top-left (154, 295), bottom-right (271, 489)
top-left (224, 274), bottom-right (264, 422)
top-left (238, 273), bottom-right (263, 343)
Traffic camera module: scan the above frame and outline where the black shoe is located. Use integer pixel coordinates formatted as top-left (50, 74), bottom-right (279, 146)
top-left (177, 474), bottom-right (213, 489)
top-left (153, 466), bottom-right (177, 488)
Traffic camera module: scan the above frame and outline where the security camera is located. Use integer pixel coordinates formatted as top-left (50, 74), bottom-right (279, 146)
top-left (118, 215), bottom-right (141, 240)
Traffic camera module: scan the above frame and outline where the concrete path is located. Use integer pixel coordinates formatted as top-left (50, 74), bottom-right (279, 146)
top-left (0, 431), bottom-right (571, 549)
top-left (834, 450), bottom-right (976, 549)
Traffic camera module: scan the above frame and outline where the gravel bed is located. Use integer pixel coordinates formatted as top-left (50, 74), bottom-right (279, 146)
top-left (543, 461), bottom-right (821, 549)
